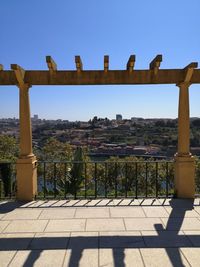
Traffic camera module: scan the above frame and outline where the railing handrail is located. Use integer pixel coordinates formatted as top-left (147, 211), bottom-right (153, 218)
top-left (37, 160), bottom-right (174, 164)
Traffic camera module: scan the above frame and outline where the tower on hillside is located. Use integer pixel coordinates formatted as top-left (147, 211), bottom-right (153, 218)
top-left (116, 114), bottom-right (122, 121)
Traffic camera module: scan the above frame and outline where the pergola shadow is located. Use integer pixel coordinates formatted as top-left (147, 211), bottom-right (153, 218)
top-left (0, 201), bottom-right (26, 214)
top-left (0, 199), bottom-right (198, 266)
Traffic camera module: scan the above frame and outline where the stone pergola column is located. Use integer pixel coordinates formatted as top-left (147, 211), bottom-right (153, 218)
top-left (174, 81), bottom-right (195, 198)
top-left (11, 64), bottom-right (37, 201)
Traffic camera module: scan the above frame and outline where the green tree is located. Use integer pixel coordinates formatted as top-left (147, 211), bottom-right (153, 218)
top-left (37, 137), bottom-right (74, 197)
top-left (0, 135), bottom-right (19, 197)
top-left (67, 147), bottom-right (84, 198)
top-left (0, 135), bottom-right (19, 161)
top-left (40, 137), bottom-right (73, 161)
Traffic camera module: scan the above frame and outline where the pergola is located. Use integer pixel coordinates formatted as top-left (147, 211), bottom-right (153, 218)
top-left (0, 54), bottom-right (199, 200)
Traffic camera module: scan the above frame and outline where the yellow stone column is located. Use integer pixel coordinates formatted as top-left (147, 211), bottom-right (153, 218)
top-left (16, 83), bottom-right (37, 201)
top-left (174, 82), bottom-right (195, 198)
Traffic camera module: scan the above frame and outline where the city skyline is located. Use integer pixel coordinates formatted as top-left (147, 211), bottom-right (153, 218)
top-left (1, 1), bottom-right (200, 120)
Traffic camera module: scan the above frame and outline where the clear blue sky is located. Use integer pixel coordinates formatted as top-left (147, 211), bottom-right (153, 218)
top-left (0, 0), bottom-right (200, 121)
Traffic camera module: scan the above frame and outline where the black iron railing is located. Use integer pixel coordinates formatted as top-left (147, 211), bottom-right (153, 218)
top-left (37, 160), bottom-right (175, 199)
top-left (2, 159), bottom-right (200, 200)
top-left (0, 162), bottom-right (16, 199)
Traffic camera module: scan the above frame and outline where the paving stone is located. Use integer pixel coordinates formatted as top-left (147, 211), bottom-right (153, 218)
top-left (193, 206), bottom-right (200, 216)
top-left (1, 200), bottom-right (200, 266)
top-left (111, 199), bottom-right (140, 206)
top-left (94, 199), bottom-right (112, 206)
top-left (100, 248), bottom-right (144, 267)
top-left (0, 201), bottom-right (10, 206)
top-left (64, 232), bottom-right (98, 267)
top-left (0, 251), bottom-right (16, 267)
top-left (84, 199), bottom-right (103, 207)
top-left (64, 200), bottom-right (84, 207)
top-left (158, 198), bottom-right (171, 205)
top-left (194, 198), bottom-right (200, 206)
top-left (29, 232), bottom-right (70, 249)
top-left (9, 249), bottom-right (66, 267)
top-left (2, 209), bottom-right (42, 220)
top-left (141, 230), bottom-right (191, 248)
top-left (45, 219), bottom-right (86, 232)
top-left (63, 200), bottom-right (83, 207)
top-left (39, 200), bottom-right (59, 207)
top-left (138, 198), bottom-right (162, 206)
top-left (110, 207), bottom-right (145, 218)
top-left (64, 248), bottom-right (98, 267)
top-left (165, 207), bottom-right (199, 217)
top-left (0, 214), bottom-right (6, 219)
top-left (183, 231), bottom-right (200, 246)
top-left (129, 199), bottom-right (143, 206)
top-left (124, 218), bottom-right (164, 230)
top-left (86, 218), bottom-right (125, 231)
top-left (106, 200), bottom-right (115, 206)
top-left (160, 199), bottom-right (195, 208)
top-left (68, 232), bottom-right (98, 249)
top-left (117, 199), bottom-right (133, 206)
top-left (142, 207), bottom-right (169, 217)
top-left (111, 199), bottom-right (123, 206)
top-left (181, 248), bottom-right (200, 267)
top-left (73, 200), bottom-right (90, 206)
top-left (0, 221), bottom-right (10, 233)
top-left (75, 207), bottom-right (110, 218)
top-left (21, 201), bottom-right (47, 208)
top-left (99, 199), bottom-right (110, 206)
top-left (0, 201), bottom-right (21, 211)
top-left (99, 231), bottom-right (145, 248)
top-left (0, 233), bottom-right (34, 250)
top-left (161, 217), bottom-right (200, 230)
top-left (39, 208), bottom-right (76, 219)
top-left (20, 201), bottom-right (37, 208)
top-left (3, 220), bottom-right (48, 233)
top-left (141, 248), bottom-right (190, 267)
top-left (50, 200), bottom-right (68, 207)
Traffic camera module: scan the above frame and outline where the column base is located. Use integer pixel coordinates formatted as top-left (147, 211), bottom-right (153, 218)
top-left (174, 154), bottom-right (195, 198)
top-left (16, 156), bottom-right (38, 201)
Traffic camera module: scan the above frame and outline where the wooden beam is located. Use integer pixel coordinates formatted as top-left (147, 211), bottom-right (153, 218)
top-left (0, 64), bottom-right (3, 71)
top-left (184, 62), bottom-right (198, 70)
top-left (104, 55), bottom-right (109, 72)
top-left (46, 56), bottom-right (57, 72)
top-left (75, 56), bottom-right (83, 72)
top-left (150, 55), bottom-right (162, 75)
top-left (126, 55), bottom-right (135, 72)
top-left (10, 64), bottom-right (25, 87)
top-left (183, 62), bottom-right (198, 83)
top-left (1, 68), bottom-right (200, 86)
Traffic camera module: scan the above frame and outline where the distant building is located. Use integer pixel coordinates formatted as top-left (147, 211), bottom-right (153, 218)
top-left (116, 114), bottom-right (122, 121)
top-left (33, 114), bottom-right (39, 120)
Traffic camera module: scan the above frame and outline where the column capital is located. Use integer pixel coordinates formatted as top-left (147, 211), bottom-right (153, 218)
top-left (176, 81), bottom-right (191, 88)
top-left (17, 83), bottom-right (32, 90)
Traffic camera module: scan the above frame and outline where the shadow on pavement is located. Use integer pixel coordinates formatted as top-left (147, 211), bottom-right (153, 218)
top-left (0, 198), bottom-right (197, 266)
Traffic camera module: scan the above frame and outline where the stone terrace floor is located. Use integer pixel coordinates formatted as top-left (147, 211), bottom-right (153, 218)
top-left (1, 198), bottom-right (200, 266)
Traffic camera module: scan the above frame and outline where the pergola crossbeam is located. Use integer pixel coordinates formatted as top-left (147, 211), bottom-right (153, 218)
top-left (150, 55), bottom-right (162, 75)
top-left (75, 56), bottom-right (83, 72)
top-left (46, 56), bottom-right (57, 73)
top-left (104, 55), bottom-right (109, 72)
top-left (0, 57), bottom-right (199, 85)
top-left (1, 69), bottom-right (200, 85)
top-left (10, 64), bottom-right (25, 87)
top-left (183, 62), bottom-right (198, 83)
top-left (126, 55), bottom-right (135, 72)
